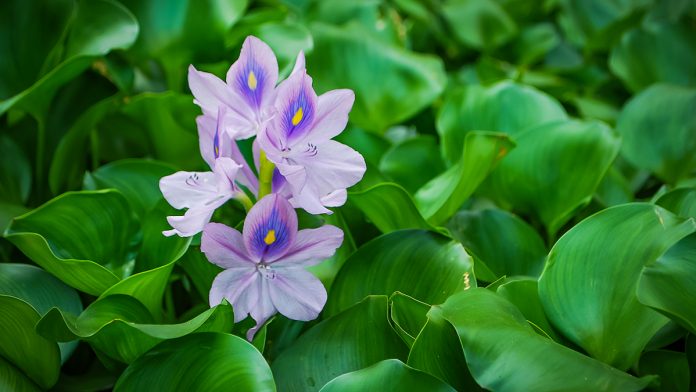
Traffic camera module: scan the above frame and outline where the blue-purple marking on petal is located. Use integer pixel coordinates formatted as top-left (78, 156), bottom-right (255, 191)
top-left (236, 60), bottom-right (265, 110)
top-left (249, 199), bottom-right (292, 260)
top-left (283, 85), bottom-right (314, 144)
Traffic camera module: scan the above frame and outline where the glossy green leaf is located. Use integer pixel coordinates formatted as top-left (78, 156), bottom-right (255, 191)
top-left (389, 292), bottom-right (430, 347)
top-left (616, 84), bottom-right (696, 184)
top-left (407, 305), bottom-right (481, 391)
top-left (637, 350), bottom-right (690, 392)
top-left (37, 294), bottom-right (233, 364)
top-left (440, 288), bottom-right (654, 391)
top-left (441, 0), bottom-right (517, 50)
top-left (308, 22), bottom-right (446, 133)
top-left (4, 190), bottom-right (138, 295)
top-left (320, 359), bottom-right (455, 392)
top-left (610, 23), bottom-right (696, 93)
top-left (539, 203), bottom-right (696, 369)
top-left (416, 131), bottom-right (513, 224)
top-left (379, 136), bottom-right (445, 193)
top-left (349, 183), bottom-right (433, 234)
top-left (83, 159), bottom-right (176, 217)
top-left (637, 234), bottom-right (696, 334)
top-left (0, 356), bottom-right (41, 392)
top-left (121, 0), bottom-right (247, 90)
top-left (133, 199), bottom-right (192, 273)
top-left (448, 209), bottom-right (546, 282)
top-left (326, 230), bottom-right (474, 316)
top-left (0, 136), bottom-right (31, 204)
top-left (0, 0), bottom-right (138, 116)
top-left (272, 296), bottom-right (408, 392)
top-left (114, 332), bottom-right (275, 391)
top-left (483, 119), bottom-right (620, 236)
top-left (496, 278), bottom-right (561, 341)
top-left (178, 246), bottom-right (222, 302)
top-left (657, 188), bottom-right (696, 219)
top-left (0, 263), bottom-right (83, 362)
top-left (0, 295), bottom-right (61, 389)
top-left (437, 81), bottom-right (567, 165)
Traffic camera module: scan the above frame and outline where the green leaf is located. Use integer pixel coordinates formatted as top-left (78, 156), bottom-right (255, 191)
top-left (272, 296), bottom-right (408, 392)
top-left (0, 0), bottom-right (138, 116)
top-left (495, 278), bottom-right (561, 341)
top-left (437, 81), bottom-right (567, 165)
top-left (389, 292), bottom-right (430, 347)
top-left (539, 203), bottom-right (696, 369)
top-left (0, 263), bottom-right (83, 362)
top-left (0, 356), bottom-right (41, 392)
top-left (121, 0), bottom-right (247, 90)
top-left (483, 119), bottom-right (620, 236)
top-left (379, 136), bottom-right (445, 193)
top-left (637, 234), bottom-right (696, 334)
top-left (609, 23), bottom-right (696, 93)
top-left (439, 288), bottom-right (654, 391)
top-left (616, 84), bottom-right (696, 184)
top-left (415, 131), bottom-right (514, 224)
top-left (441, 0), bottom-right (517, 50)
top-left (308, 22), bottom-right (446, 133)
top-left (349, 183), bottom-right (433, 234)
top-left (4, 190), bottom-right (138, 295)
top-left (326, 230), bottom-right (474, 316)
top-left (114, 332), bottom-right (274, 391)
top-left (83, 159), bottom-right (176, 217)
top-left (178, 246), bottom-right (222, 302)
top-left (0, 136), bottom-right (31, 204)
top-left (657, 188), bottom-right (696, 219)
top-left (407, 305), bottom-right (481, 391)
top-left (37, 294), bottom-right (233, 364)
top-left (0, 295), bottom-right (61, 389)
top-left (133, 199), bottom-right (192, 274)
top-left (637, 350), bottom-right (690, 392)
top-left (448, 209), bottom-right (547, 282)
top-left (320, 359), bottom-right (455, 392)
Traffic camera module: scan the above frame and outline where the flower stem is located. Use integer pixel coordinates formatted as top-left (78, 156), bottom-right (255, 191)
top-left (258, 150), bottom-right (275, 199)
top-left (234, 192), bottom-right (254, 212)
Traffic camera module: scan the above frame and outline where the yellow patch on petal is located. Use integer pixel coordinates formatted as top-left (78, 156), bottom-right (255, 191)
top-left (292, 107), bottom-right (303, 126)
top-left (264, 229), bottom-right (276, 245)
top-left (247, 71), bottom-right (257, 90)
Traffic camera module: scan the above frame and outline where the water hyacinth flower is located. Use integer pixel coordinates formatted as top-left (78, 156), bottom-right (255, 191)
top-left (188, 36), bottom-right (278, 140)
top-left (257, 53), bottom-right (366, 214)
top-left (202, 194), bottom-right (343, 340)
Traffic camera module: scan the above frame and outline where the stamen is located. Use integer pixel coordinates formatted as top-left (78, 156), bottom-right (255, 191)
top-left (247, 71), bottom-right (257, 90)
top-left (264, 229), bottom-right (276, 245)
top-left (292, 107), bottom-right (303, 126)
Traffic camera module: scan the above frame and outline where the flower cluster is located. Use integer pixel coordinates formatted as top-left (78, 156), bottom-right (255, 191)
top-left (159, 37), bottom-right (365, 339)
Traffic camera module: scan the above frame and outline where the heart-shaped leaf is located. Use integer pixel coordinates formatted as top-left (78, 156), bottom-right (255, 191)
top-left (320, 359), bottom-right (455, 392)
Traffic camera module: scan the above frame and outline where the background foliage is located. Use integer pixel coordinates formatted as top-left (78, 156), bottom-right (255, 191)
top-left (1, 0), bottom-right (695, 390)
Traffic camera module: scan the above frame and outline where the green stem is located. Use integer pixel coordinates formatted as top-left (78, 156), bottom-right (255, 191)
top-left (234, 192), bottom-right (254, 212)
top-left (257, 150), bottom-right (276, 199)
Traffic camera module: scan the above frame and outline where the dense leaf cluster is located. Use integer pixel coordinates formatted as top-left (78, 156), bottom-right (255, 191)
top-left (1, 0), bottom-right (695, 391)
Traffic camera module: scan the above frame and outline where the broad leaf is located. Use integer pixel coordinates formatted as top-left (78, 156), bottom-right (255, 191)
top-left (539, 203), bottom-right (696, 369)
top-left (379, 136), bottom-right (445, 193)
top-left (349, 183), bottom-right (433, 234)
top-left (320, 359), bottom-right (455, 392)
top-left (5, 190), bottom-right (138, 295)
top-left (114, 332), bottom-right (275, 391)
top-left (272, 296), bottom-right (408, 392)
top-left (615, 84), bottom-right (696, 184)
top-left (326, 230), bottom-right (474, 316)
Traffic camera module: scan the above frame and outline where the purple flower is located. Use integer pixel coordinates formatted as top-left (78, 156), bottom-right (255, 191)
top-left (202, 194), bottom-right (343, 339)
top-left (257, 53), bottom-right (366, 214)
top-left (188, 36), bottom-right (278, 140)
top-left (159, 157), bottom-right (242, 237)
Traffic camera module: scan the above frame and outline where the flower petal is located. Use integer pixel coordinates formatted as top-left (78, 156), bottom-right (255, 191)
top-left (226, 36), bottom-right (278, 112)
top-left (268, 68), bottom-right (318, 148)
top-left (303, 89), bottom-right (355, 143)
top-left (268, 268), bottom-right (327, 321)
top-left (270, 225), bottom-right (343, 266)
top-left (209, 268), bottom-right (258, 323)
top-left (243, 194), bottom-right (298, 262)
top-left (188, 65), bottom-right (237, 116)
top-left (290, 51), bottom-right (305, 76)
top-left (295, 140), bottom-right (366, 191)
top-left (159, 171), bottom-right (220, 210)
top-left (164, 206), bottom-right (218, 237)
top-left (247, 277), bottom-right (276, 340)
top-left (201, 223), bottom-right (254, 268)
top-left (213, 157), bottom-right (242, 195)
